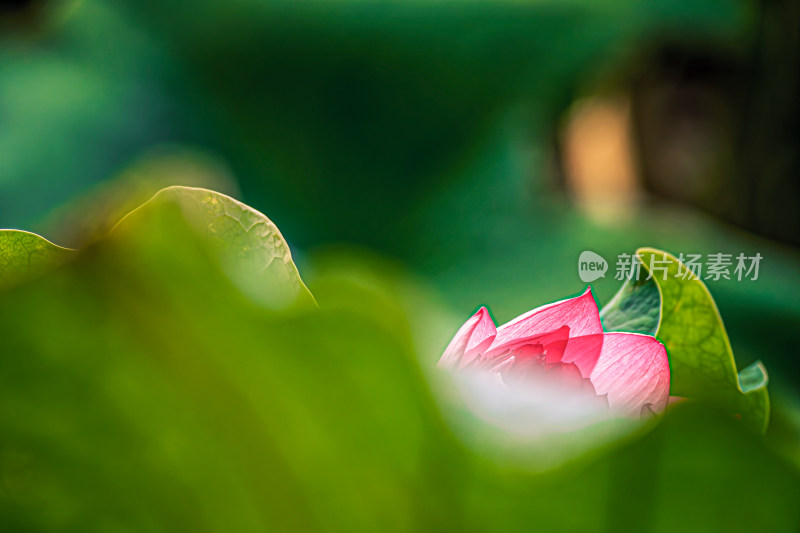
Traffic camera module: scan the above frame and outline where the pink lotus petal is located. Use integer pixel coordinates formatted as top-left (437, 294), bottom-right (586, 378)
top-left (439, 307), bottom-right (496, 369)
top-left (483, 325), bottom-right (570, 359)
top-left (557, 334), bottom-right (605, 378)
top-left (474, 326), bottom-right (570, 376)
top-left (489, 287), bottom-right (602, 351)
top-left (583, 333), bottom-right (670, 415)
top-left (440, 288), bottom-right (672, 421)
top-left (490, 344), bottom-right (547, 384)
top-left (544, 361), bottom-right (584, 388)
top-left (466, 307), bottom-right (497, 355)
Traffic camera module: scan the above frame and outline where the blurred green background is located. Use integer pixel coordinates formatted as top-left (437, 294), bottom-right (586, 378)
top-left (1, 0), bottom-right (800, 530)
top-left (3, 0), bottom-right (799, 382)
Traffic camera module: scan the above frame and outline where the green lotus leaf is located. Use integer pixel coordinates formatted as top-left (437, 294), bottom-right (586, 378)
top-left (0, 230), bottom-right (73, 290)
top-left (112, 186), bottom-right (315, 309)
top-left (602, 247), bottom-right (769, 432)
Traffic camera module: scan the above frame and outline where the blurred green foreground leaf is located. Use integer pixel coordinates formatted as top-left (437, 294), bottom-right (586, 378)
top-left (0, 189), bottom-right (798, 532)
top-left (115, 186), bottom-right (316, 309)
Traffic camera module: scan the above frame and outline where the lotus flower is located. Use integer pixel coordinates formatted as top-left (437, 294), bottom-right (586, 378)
top-left (439, 288), bottom-right (670, 417)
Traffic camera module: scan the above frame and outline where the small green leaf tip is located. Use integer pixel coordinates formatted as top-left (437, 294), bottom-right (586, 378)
top-left (0, 230), bottom-right (73, 290)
